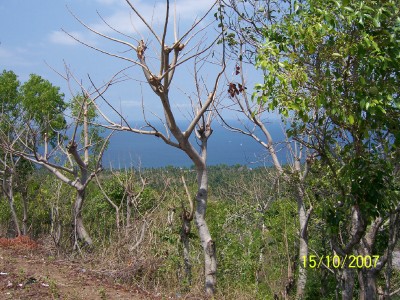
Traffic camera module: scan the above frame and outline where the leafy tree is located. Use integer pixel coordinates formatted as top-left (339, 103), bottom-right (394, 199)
top-left (20, 74), bottom-right (66, 139)
top-left (255, 0), bottom-right (400, 298)
top-left (0, 70), bottom-right (20, 117)
top-left (0, 70), bottom-right (111, 249)
top-left (0, 70), bottom-right (23, 235)
top-left (0, 70), bottom-right (66, 236)
top-left (221, 1), bottom-right (313, 297)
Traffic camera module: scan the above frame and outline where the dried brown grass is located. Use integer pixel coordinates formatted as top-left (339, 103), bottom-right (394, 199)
top-left (0, 235), bottom-right (38, 249)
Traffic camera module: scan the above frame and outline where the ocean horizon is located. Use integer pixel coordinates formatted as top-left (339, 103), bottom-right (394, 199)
top-left (102, 120), bottom-right (288, 168)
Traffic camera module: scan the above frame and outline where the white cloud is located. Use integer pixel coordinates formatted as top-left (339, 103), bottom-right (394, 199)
top-left (78, 0), bottom-right (218, 38)
top-left (90, 1), bottom-right (170, 35)
top-left (91, 10), bottom-right (141, 34)
top-left (120, 100), bottom-right (142, 107)
top-left (0, 47), bottom-right (12, 59)
top-left (174, 103), bottom-right (192, 109)
top-left (0, 46), bottom-right (36, 68)
top-left (48, 30), bottom-right (100, 48)
top-left (174, 0), bottom-right (217, 17)
top-left (49, 0), bottom-right (218, 50)
top-left (95, 0), bottom-right (125, 5)
top-left (48, 30), bottom-right (82, 46)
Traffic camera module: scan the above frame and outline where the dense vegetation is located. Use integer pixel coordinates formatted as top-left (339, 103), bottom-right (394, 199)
top-left (1, 162), bottom-right (399, 298)
top-left (0, 164), bottom-right (331, 299)
top-left (1, 0), bottom-right (399, 299)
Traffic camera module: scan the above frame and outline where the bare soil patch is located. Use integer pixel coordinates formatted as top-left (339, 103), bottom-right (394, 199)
top-left (0, 236), bottom-right (157, 300)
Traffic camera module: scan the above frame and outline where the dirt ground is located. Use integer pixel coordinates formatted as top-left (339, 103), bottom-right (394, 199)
top-left (0, 236), bottom-right (159, 300)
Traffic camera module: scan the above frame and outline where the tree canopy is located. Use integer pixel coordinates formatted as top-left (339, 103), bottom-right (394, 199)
top-left (0, 70), bottom-right (66, 143)
top-left (1, 1), bottom-right (400, 298)
top-left (256, 0), bottom-right (400, 219)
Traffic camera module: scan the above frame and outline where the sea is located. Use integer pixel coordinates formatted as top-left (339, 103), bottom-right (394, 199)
top-left (102, 120), bottom-right (288, 168)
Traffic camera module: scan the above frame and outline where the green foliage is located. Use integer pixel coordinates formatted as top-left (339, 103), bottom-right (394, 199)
top-left (0, 70), bottom-right (20, 116)
top-left (0, 200), bottom-right (12, 235)
top-left (20, 74), bottom-right (66, 138)
top-left (205, 167), bottom-right (299, 297)
top-left (94, 175), bottom-right (125, 207)
top-left (0, 70), bottom-right (67, 237)
top-left (0, 70), bottom-right (22, 137)
top-left (256, 0), bottom-right (400, 224)
top-left (69, 94), bottom-right (107, 162)
top-left (0, 70), bottom-right (67, 144)
top-left (257, 0), bottom-right (400, 129)
top-left (69, 94), bottom-right (97, 124)
top-left (1, 163), bottom-right (397, 297)
top-left (28, 174), bottom-right (73, 238)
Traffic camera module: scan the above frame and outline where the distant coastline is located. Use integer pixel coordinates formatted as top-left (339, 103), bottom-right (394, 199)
top-left (102, 120), bottom-right (287, 168)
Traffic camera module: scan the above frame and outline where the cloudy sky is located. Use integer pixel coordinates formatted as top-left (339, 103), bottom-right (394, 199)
top-left (0, 0), bottom-right (226, 122)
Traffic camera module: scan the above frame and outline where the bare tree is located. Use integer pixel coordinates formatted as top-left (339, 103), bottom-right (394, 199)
top-left (0, 70), bottom-right (67, 238)
top-left (1, 91), bottom-right (112, 250)
top-left (66, 0), bottom-right (225, 294)
top-left (180, 174), bottom-right (195, 289)
top-left (219, 43), bottom-right (314, 298)
top-left (0, 151), bottom-right (22, 236)
top-left (219, 1), bottom-right (315, 297)
top-left (49, 178), bottom-right (63, 249)
top-left (95, 165), bottom-right (148, 233)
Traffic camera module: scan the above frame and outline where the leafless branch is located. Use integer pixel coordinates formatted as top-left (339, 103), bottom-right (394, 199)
top-left (124, 0), bottom-right (162, 44)
top-left (67, 6), bottom-right (137, 51)
top-left (181, 175), bottom-right (194, 220)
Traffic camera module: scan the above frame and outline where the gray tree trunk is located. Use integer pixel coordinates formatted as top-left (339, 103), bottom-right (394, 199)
top-left (296, 185), bottom-right (308, 299)
top-left (22, 192), bottom-right (28, 235)
top-left (358, 270), bottom-right (378, 300)
top-left (73, 189), bottom-right (92, 247)
top-left (330, 205), bottom-right (366, 300)
top-left (50, 204), bottom-right (62, 247)
top-left (181, 210), bottom-right (192, 289)
top-left (8, 195), bottom-right (21, 236)
top-left (3, 176), bottom-right (21, 236)
top-left (126, 195), bottom-right (132, 230)
top-left (194, 167), bottom-right (216, 295)
top-left (356, 216), bottom-right (386, 300)
top-left (384, 212), bottom-right (399, 299)
top-left (341, 267), bottom-right (355, 300)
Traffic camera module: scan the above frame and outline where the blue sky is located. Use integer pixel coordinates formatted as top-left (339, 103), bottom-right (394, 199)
top-left (0, 0), bottom-right (231, 122)
top-left (0, 0), bottom-right (283, 167)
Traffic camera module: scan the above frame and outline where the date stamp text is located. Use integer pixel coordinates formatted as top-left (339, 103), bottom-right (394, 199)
top-left (302, 255), bottom-right (380, 269)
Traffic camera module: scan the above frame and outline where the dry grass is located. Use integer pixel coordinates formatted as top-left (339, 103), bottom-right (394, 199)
top-left (0, 235), bottom-right (38, 250)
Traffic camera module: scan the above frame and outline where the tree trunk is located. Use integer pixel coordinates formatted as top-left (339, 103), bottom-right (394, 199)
top-left (126, 195), bottom-right (132, 231)
top-left (341, 267), bottom-right (355, 300)
top-left (8, 195), bottom-right (21, 236)
top-left (50, 204), bottom-right (62, 248)
top-left (296, 185), bottom-right (308, 299)
top-left (356, 216), bottom-right (385, 300)
top-left (181, 211), bottom-right (192, 289)
top-left (73, 189), bottom-right (92, 248)
top-left (194, 167), bottom-right (216, 296)
top-left (384, 212), bottom-right (399, 299)
top-left (358, 270), bottom-right (377, 300)
top-left (4, 177), bottom-right (21, 236)
top-left (22, 192), bottom-right (28, 235)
